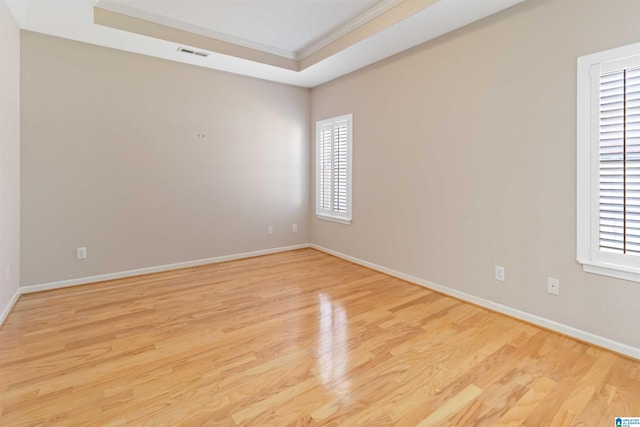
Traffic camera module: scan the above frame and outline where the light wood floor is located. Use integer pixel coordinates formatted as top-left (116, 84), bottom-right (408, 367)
top-left (1, 249), bottom-right (638, 426)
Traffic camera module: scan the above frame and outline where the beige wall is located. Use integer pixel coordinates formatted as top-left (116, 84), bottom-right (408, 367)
top-left (310, 0), bottom-right (640, 348)
top-left (0, 0), bottom-right (20, 318)
top-left (21, 32), bottom-right (310, 286)
top-left (16, 0), bottom-right (640, 351)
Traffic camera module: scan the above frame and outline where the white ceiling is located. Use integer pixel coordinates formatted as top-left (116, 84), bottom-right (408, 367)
top-left (6, 0), bottom-right (526, 88)
top-left (97, 0), bottom-right (386, 58)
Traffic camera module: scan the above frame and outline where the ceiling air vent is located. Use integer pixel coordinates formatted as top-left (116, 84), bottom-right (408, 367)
top-left (177, 47), bottom-right (209, 58)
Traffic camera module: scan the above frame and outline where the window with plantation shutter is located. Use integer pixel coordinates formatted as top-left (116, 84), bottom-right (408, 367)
top-left (577, 43), bottom-right (640, 283)
top-left (316, 114), bottom-right (352, 224)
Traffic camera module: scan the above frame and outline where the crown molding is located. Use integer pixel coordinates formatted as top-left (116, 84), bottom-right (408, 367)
top-left (296, 0), bottom-right (405, 60)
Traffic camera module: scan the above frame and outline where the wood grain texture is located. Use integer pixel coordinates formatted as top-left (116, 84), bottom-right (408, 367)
top-left (1, 248), bottom-right (638, 426)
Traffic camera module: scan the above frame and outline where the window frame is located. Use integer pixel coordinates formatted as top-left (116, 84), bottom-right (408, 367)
top-left (577, 42), bottom-right (640, 283)
top-left (315, 114), bottom-right (353, 224)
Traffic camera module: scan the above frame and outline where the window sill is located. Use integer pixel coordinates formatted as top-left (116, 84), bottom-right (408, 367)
top-left (316, 214), bottom-right (352, 225)
top-left (579, 260), bottom-right (640, 283)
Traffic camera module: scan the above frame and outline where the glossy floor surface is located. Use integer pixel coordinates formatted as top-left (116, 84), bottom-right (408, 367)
top-left (1, 249), bottom-right (639, 426)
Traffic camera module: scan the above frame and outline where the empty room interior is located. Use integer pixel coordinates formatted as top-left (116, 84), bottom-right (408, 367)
top-left (1, 0), bottom-right (640, 425)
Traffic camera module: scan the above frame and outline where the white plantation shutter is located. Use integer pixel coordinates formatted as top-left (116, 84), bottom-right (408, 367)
top-left (319, 125), bottom-right (333, 212)
top-left (599, 66), bottom-right (640, 256)
top-left (316, 114), bottom-right (352, 223)
top-left (577, 42), bottom-right (640, 282)
top-left (333, 121), bottom-right (349, 213)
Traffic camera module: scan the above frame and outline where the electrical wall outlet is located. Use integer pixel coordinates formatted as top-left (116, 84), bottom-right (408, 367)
top-left (267, 226), bottom-right (273, 235)
top-left (76, 247), bottom-right (87, 259)
top-left (547, 277), bottom-right (560, 296)
top-left (495, 266), bottom-right (505, 282)
top-left (292, 224), bottom-right (298, 233)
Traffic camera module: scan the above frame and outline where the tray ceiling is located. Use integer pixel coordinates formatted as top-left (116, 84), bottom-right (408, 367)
top-left (6, 0), bottom-right (526, 87)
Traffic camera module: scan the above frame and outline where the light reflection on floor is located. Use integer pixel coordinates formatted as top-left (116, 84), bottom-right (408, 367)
top-left (316, 293), bottom-right (351, 398)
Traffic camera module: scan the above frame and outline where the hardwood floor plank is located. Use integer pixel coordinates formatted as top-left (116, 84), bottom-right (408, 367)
top-left (415, 384), bottom-right (483, 427)
top-left (495, 376), bottom-right (557, 426)
top-left (0, 248), bottom-right (638, 426)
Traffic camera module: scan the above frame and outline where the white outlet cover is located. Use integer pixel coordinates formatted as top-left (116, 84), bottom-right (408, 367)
top-left (547, 277), bottom-right (560, 296)
top-left (495, 266), bottom-right (505, 282)
top-left (77, 247), bottom-right (87, 259)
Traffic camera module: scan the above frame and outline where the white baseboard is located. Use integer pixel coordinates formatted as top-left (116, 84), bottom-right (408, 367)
top-left (0, 287), bottom-right (21, 326)
top-left (17, 242), bottom-right (639, 360)
top-left (310, 244), bottom-right (640, 361)
top-left (21, 244), bottom-right (310, 294)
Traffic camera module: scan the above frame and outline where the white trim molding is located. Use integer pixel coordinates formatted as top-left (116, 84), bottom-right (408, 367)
top-left (310, 244), bottom-right (640, 361)
top-left (0, 288), bottom-right (21, 326)
top-left (20, 244), bottom-right (309, 294)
